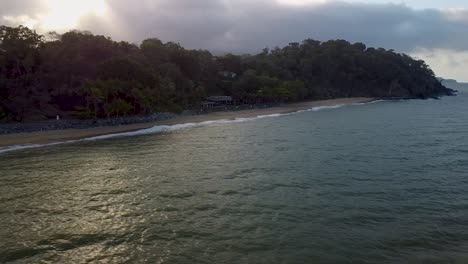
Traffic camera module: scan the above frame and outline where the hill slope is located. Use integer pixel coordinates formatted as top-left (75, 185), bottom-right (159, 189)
top-left (0, 25), bottom-right (455, 122)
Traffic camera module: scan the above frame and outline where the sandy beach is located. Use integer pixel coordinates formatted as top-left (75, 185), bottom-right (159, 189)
top-left (0, 98), bottom-right (373, 148)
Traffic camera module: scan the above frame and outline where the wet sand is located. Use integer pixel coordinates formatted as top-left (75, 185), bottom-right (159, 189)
top-left (0, 98), bottom-right (373, 148)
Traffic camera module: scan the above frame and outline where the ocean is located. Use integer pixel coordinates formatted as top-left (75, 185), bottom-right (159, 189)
top-left (1, 87), bottom-right (467, 263)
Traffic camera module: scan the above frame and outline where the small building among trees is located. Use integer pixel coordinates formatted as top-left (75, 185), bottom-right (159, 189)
top-left (199, 96), bottom-right (233, 109)
top-left (199, 101), bottom-right (217, 109)
top-left (206, 96), bottom-right (233, 105)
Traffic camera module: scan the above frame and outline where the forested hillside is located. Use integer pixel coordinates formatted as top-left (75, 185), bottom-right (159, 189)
top-left (0, 25), bottom-right (454, 122)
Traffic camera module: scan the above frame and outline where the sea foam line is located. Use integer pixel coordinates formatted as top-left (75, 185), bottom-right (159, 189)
top-left (0, 101), bottom-right (379, 154)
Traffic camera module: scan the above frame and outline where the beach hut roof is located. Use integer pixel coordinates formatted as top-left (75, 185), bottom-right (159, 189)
top-left (206, 96), bottom-right (233, 102)
top-left (200, 101), bottom-right (216, 105)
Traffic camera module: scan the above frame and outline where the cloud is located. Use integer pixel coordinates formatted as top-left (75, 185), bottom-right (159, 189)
top-left (78, 0), bottom-right (468, 54)
top-left (3, 0), bottom-right (468, 52)
top-left (0, 0), bottom-right (43, 16)
top-left (411, 48), bottom-right (468, 82)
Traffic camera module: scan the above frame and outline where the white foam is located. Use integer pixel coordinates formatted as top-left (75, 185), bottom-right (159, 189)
top-left (300, 104), bottom-right (346, 112)
top-left (0, 100), bottom-right (382, 155)
top-left (0, 141), bottom-right (75, 154)
top-left (351, 99), bottom-right (386, 106)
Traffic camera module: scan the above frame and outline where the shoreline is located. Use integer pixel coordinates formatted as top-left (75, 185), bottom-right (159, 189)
top-left (0, 98), bottom-right (374, 150)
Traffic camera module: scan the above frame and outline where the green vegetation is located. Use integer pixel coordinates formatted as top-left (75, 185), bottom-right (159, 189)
top-left (0, 25), bottom-right (453, 122)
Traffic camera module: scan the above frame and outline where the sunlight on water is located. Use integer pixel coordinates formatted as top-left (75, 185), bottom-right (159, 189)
top-left (0, 103), bottom-right (358, 155)
top-left (1, 93), bottom-right (468, 263)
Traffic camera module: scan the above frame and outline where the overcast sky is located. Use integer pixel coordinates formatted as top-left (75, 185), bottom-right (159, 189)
top-left (1, 0), bottom-right (468, 81)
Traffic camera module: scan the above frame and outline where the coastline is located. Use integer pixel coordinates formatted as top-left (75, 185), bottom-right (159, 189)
top-left (0, 98), bottom-right (374, 150)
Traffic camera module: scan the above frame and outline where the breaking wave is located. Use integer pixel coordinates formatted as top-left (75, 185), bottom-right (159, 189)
top-left (0, 101), bottom-right (380, 154)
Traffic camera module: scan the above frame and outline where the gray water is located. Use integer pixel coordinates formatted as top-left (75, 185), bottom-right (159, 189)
top-left (1, 91), bottom-right (468, 263)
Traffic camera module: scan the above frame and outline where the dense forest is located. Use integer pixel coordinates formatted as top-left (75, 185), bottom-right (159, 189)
top-left (0, 25), bottom-right (454, 122)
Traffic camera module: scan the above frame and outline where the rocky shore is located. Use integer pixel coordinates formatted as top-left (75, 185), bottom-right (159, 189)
top-left (0, 104), bottom-right (282, 135)
top-left (0, 98), bottom-right (374, 150)
top-left (0, 112), bottom-right (179, 135)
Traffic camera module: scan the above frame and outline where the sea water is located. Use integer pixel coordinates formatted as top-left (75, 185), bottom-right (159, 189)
top-left (1, 90), bottom-right (468, 263)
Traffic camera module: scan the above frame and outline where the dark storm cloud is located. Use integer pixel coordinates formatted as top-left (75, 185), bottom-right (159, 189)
top-left (2, 0), bottom-right (468, 53)
top-left (93, 0), bottom-right (468, 53)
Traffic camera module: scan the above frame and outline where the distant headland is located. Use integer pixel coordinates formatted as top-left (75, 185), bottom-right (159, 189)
top-left (0, 25), bottom-right (455, 123)
top-left (438, 78), bottom-right (467, 91)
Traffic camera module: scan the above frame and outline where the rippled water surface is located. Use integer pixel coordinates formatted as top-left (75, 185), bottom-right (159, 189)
top-left (1, 92), bottom-right (468, 263)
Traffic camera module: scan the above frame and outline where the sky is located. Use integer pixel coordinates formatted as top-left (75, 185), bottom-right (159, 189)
top-left (1, 0), bottom-right (468, 81)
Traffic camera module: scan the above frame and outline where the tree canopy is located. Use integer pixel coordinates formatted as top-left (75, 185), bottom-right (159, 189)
top-left (0, 25), bottom-right (453, 122)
